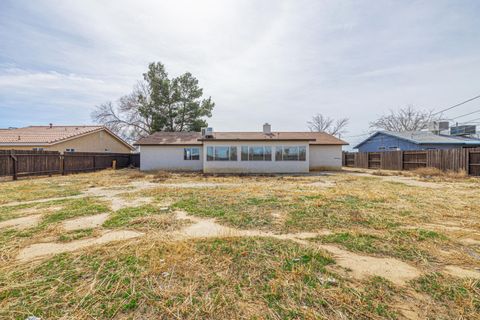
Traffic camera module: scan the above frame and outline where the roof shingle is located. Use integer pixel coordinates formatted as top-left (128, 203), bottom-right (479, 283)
top-left (0, 126), bottom-right (106, 144)
top-left (135, 131), bottom-right (348, 145)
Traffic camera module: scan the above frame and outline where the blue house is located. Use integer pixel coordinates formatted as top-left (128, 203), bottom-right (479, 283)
top-left (354, 131), bottom-right (480, 152)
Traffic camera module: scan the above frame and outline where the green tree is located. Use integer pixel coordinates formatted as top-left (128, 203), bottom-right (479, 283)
top-left (92, 62), bottom-right (214, 140)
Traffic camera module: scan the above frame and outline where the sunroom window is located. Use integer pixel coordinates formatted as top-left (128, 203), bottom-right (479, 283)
top-left (275, 146), bottom-right (306, 161)
top-left (241, 146), bottom-right (272, 161)
top-left (206, 146), bottom-right (237, 161)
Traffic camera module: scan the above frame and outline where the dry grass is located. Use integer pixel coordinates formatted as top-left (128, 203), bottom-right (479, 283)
top-left (0, 169), bottom-right (479, 319)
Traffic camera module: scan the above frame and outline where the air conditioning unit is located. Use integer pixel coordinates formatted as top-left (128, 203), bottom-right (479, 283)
top-left (201, 127), bottom-right (214, 138)
top-left (428, 121), bottom-right (449, 132)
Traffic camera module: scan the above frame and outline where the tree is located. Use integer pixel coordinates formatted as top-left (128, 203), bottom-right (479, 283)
top-left (369, 106), bottom-right (438, 132)
top-left (92, 62), bottom-right (214, 141)
top-left (307, 114), bottom-right (349, 137)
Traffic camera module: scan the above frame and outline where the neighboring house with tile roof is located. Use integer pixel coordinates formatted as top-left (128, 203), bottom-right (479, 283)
top-left (135, 123), bottom-right (348, 173)
top-left (0, 125), bottom-right (134, 153)
top-left (354, 131), bottom-right (480, 152)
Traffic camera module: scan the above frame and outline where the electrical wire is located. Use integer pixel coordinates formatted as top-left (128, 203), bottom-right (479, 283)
top-left (432, 94), bottom-right (480, 116)
top-left (449, 108), bottom-right (480, 120)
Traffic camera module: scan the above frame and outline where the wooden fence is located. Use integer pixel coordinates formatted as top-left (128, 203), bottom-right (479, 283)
top-left (343, 148), bottom-right (480, 176)
top-left (0, 150), bottom-right (140, 180)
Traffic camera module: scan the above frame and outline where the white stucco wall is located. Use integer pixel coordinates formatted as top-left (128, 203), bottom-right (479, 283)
top-left (309, 145), bottom-right (342, 169)
top-left (202, 141), bottom-right (310, 173)
top-left (139, 145), bottom-right (203, 171)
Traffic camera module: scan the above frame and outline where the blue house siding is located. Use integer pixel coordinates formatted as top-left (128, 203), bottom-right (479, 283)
top-left (356, 133), bottom-right (467, 152)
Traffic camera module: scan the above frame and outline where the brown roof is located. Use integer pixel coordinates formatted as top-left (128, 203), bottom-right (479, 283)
top-left (0, 126), bottom-right (134, 149)
top-left (135, 132), bottom-right (203, 145)
top-left (135, 131), bottom-right (348, 145)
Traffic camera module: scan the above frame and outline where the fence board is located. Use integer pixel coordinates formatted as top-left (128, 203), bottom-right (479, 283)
top-left (381, 150), bottom-right (402, 170)
top-left (368, 152), bottom-right (381, 169)
top-left (355, 152), bottom-right (369, 168)
top-left (468, 148), bottom-right (480, 176)
top-left (0, 150), bottom-right (139, 180)
top-left (343, 147), bottom-right (480, 176)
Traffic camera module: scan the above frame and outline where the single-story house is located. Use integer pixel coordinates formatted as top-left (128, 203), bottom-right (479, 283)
top-left (0, 125), bottom-right (134, 153)
top-left (354, 131), bottom-right (480, 152)
top-left (135, 124), bottom-right (348, 173)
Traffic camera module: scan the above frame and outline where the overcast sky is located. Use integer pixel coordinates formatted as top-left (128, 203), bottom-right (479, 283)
top-left (1, 0), bottom-right (480, 146)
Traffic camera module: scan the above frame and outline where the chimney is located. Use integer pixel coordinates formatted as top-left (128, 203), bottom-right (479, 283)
top-left (49, 123), bottom-right (53, 129)
top-left (263, 123), bottom-right (271, 134)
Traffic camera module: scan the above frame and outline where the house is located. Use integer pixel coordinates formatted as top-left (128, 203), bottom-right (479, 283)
top-left (135, 123), bottom-right (348, 173)
top-left (0, 125), bottom-right (134, 153)
top-left (354, 131), bottom-right (480, 152)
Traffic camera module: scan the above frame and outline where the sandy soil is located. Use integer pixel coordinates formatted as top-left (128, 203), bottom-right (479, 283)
top-left (0, 214), bottom-right (42, 230)
top-left (17, 230), bottom-right (143, 261)
top-left (317, 244), bottom-right (421, 285)
top-left (63, 213), bottom-right (110, 231)
top-left (444, 265), bottom-right (480, 279)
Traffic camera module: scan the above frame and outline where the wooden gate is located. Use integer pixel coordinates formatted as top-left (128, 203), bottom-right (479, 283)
top-left (468, 149), bottom-right (480, 176)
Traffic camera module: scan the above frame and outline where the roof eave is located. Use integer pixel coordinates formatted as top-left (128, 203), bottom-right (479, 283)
top-left (198, 138), bottom-right (317, 142)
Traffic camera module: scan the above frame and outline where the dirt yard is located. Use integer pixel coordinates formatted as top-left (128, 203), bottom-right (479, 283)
top-left (0, 168), bottom-right (479, 319)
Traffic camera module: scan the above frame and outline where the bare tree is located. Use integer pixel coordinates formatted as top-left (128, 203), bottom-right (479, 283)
top-left (92, 62), bottom-right (214, 142)
top-left (369, 105), bottom-right (438, 132)
top-left (92, 81), bottom-right (154, 142)
top-left (308, 114), bottom-right (349, 137)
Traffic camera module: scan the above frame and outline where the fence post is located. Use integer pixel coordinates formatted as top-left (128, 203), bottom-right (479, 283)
top-left (93, 155), bottom-right (96, 172)
top-left (10, 150), bottom-right (18, 180)
top-left (112, 160), bottom-right (117, 170)
top-left (61, 155), bottom-right (66, 175)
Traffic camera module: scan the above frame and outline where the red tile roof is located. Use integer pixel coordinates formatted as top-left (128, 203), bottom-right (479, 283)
top-left (0, 126), bottom-right (134, 149)
top-left (135, 131), bottom-right (348, 145)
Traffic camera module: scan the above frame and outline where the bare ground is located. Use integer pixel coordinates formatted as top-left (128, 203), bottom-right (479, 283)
top-left (1, 168), bottom-right (479, 319)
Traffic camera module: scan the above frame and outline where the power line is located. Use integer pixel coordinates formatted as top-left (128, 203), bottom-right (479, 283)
top-left (432, 94), bottom-right (480, 116)
top-left (343, 132), bottom-right (371, 138)
top-left (450, 108), bottom-right (480, 120)
top-left (459, 117), bottom-right (480, 124)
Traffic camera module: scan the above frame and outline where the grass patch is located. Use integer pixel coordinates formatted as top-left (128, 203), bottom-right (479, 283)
top-left (173, 193), bottom-right (276, 229)
top-left (103, 205), bottom-right (182, 231)
top-left (40, 198), bottom-right (110, 226)
top-left (58, 228), bottom-right (95, 242)
top-left (412, 273), bottom-right (479, 317)
top-left (319, 232), bottom-right (378, 253)
top-left (0, 237), bottom-right (411, 319)
top-left (315, 230), bottom-right (439, 262)
top-left (0, 180), bottom-right (81, 205)
top-left (358, 276), bottom-right (399, 318)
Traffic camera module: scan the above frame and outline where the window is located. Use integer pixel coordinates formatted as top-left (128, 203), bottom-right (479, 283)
top-left (66, 148), bottom-right (75, 152)
top-left (206, 146), bottom-right (237, 161)
top-left (378, 147), bottom-right (386, 150)
top-left (275, 146), bottom-right (306, 161)
top-left (241, 146), bottom-right (272, 161)
top-left (184, 147), bottom-right (200, 160)
top-left (32, 147), bottom-right (44, 151)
